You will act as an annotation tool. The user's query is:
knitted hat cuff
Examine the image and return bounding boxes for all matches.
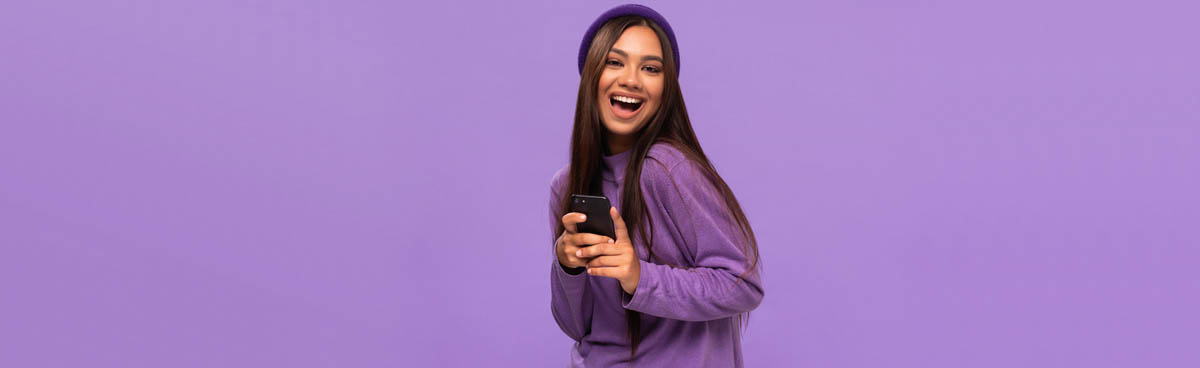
[578,4,680,75]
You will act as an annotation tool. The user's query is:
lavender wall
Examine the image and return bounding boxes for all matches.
[2,1,1197,366]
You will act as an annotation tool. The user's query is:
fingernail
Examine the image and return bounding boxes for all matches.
[580,215,587,221]
[575,249,582,257]
[609,239,615,243]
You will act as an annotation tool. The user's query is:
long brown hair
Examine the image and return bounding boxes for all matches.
[556,15,761,360]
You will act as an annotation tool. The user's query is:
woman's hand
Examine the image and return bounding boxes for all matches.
[557,212,615,270]
[578,207,640,295]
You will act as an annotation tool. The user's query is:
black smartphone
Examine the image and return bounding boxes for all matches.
[569,194,616,240]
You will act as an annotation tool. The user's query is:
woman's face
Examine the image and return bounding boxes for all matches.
[596,25,665,148]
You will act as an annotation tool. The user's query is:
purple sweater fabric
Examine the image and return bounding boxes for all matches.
[549,143,764,367]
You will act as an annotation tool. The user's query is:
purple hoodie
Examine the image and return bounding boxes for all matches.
[549,142,764,367]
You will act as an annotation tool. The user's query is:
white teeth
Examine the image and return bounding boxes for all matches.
[612,95,642,104]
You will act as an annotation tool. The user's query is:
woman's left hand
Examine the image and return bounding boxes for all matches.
[577,206,640,295]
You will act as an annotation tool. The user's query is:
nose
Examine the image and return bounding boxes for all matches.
[617,67,641,91]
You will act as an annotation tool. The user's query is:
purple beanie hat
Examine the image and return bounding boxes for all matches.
[578,4,680,75]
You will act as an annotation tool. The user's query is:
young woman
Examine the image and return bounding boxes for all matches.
[548,4,764,367]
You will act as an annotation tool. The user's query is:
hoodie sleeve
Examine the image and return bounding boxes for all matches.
[548,169,593,340]
[621,158,764,322]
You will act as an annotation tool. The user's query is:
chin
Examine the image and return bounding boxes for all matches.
[602,118,644,137]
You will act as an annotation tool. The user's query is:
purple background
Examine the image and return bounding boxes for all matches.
[2,1,1197,366]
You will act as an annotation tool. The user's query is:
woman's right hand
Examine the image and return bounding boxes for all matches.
[557,212,615,270]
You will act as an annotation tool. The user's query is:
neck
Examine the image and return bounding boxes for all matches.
[606,133,633,155]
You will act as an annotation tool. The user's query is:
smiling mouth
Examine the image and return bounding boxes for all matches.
[609,95,644,119]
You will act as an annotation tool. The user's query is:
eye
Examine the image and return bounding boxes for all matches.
[606,59,623,67]
[643,65,661,73]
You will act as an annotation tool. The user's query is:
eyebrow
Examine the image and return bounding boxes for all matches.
[610,48,664,63]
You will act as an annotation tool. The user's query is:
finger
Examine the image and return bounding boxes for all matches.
[576,242,602,258]
[566,254,589,268]
[563,245,591,267]
[586,255,622,268]
[566,244,593,262]
[587,266,617,278]
[577,242,622,258]
[561,212,587,233]
[570,233,613,247]
[610,206,630,242]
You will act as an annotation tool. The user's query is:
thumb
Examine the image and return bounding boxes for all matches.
[610,206,630,242]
